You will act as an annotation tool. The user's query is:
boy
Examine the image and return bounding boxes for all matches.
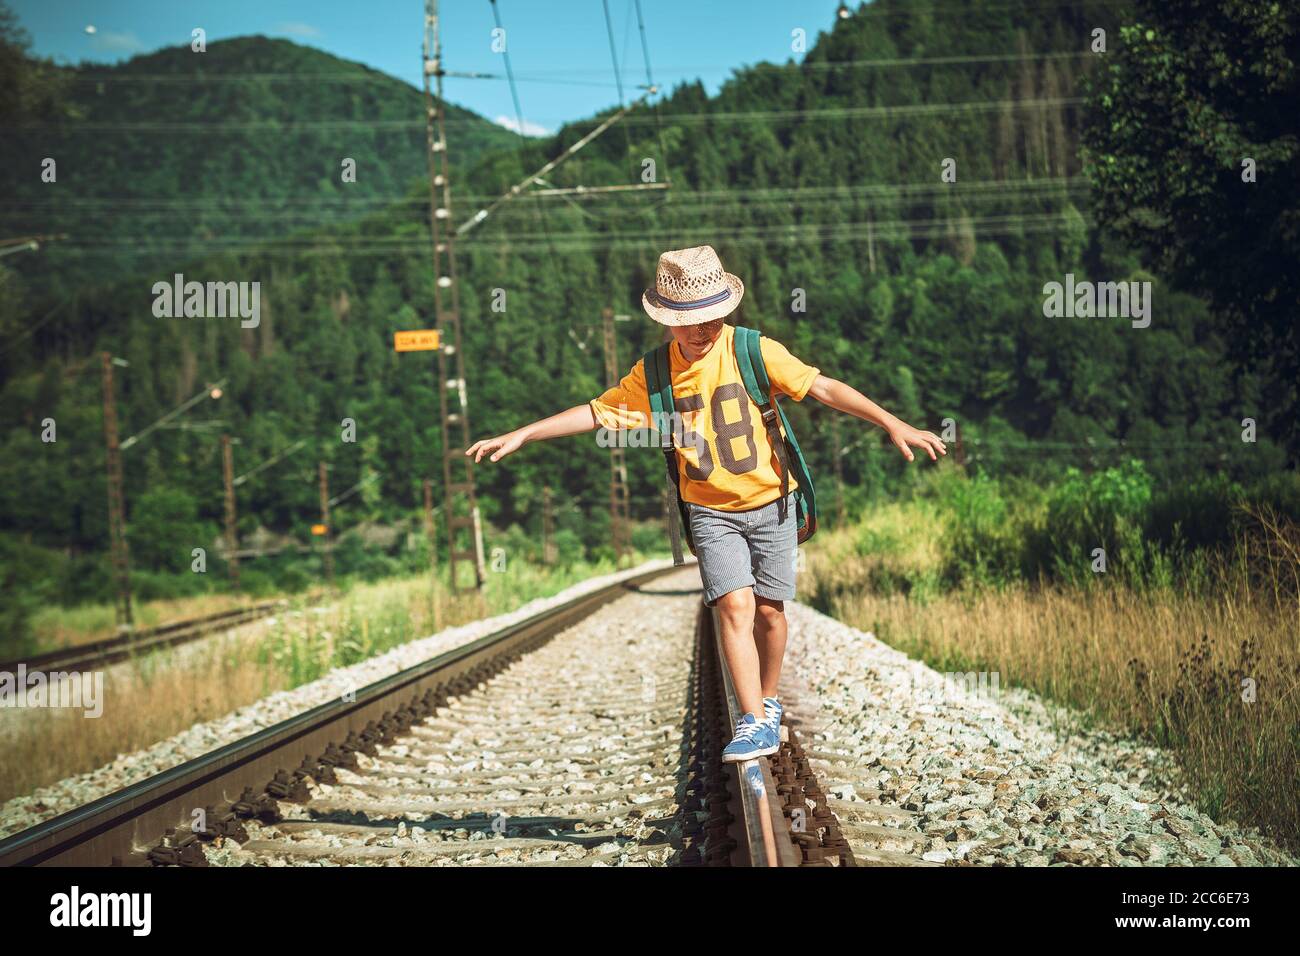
[466,245,945,761]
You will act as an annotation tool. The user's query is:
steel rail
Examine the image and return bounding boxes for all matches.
[702,604,800,867]
[0,599,291,675]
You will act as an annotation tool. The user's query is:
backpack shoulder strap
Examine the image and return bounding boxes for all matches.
[642,342,689,564]
[733,325,795,519]
[732,325,772,408]
[642,342,674,426]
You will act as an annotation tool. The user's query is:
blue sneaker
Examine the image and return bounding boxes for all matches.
[763,696,783,734]
[722,712,780,762]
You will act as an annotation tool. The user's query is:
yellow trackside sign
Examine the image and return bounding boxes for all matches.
[311,524,328,536]
[394,329,440,352]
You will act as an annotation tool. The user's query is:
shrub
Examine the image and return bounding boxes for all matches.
[128,488,217,573]
[630,521,666,554]
[938,472,1024,587]
[132,568,210,602]
[553,528,583,566]
[1146,473,1244,552]
[1032,459,1154,585]
[271,563,311,593]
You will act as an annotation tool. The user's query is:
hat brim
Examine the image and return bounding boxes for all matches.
[641,272,744,326]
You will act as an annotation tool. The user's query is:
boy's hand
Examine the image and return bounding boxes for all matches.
[887,422,947,462]
[466,429,526,463]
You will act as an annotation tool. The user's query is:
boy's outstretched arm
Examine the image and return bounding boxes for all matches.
[465,404,598,463]
[805,374,947,462]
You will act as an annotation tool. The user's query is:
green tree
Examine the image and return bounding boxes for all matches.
[1081,1,1300,457]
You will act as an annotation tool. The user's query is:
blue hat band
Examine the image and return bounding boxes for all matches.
[649,287,731,310]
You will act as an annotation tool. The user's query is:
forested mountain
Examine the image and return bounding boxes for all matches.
[0,34,519,294]
[1,0,1292,611]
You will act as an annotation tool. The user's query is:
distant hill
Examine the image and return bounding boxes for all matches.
[0,35,520,291]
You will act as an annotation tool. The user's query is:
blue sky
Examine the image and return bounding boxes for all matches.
[11,1,856,134]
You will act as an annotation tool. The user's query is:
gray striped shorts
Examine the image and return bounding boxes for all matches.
[687,491,799,606]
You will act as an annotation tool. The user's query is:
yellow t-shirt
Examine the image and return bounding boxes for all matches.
[589,324,820,511]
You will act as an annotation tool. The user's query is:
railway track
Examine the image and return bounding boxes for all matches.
[0,599,294,675]
[779,684,943,866]
[0,564,931,867]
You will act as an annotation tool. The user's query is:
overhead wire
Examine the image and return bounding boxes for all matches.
[1,175,1089,211]
[21,177,1090,252]
[68,70,628,90]
[504,48,1095,78]
[52,210,1092,258]
[601,0,627,108]
[568,0,651,230]
[6,96,1084,132]
[486,0,561,276]
[29,188,1087,241]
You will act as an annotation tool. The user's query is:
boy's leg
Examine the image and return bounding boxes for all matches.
[753,597,787,698]
[748,491,799,699]
[715,587,764,720]
[688,504,765,721]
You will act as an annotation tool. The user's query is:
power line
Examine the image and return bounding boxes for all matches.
[601,0,627,107]
[795,50,1092,72]
[485,0,563,265]
[25,187,1085,242]
[119,379,228,452]
[620,0,636,90]
[489,0,529,140]
[62,48,1093,86]
[832,0,1123,18]
[53,208,1088,247]
[632,0,671,193]
[0,298,66,355]
[454,89,659,236]
[618,96,1086,127]
[503,48,1093,80]
[49,210,1089,259]
[7,95,1084,132]
[328,471,381,508]
[5,177,1087,218]
[66,70,628,90]
[232,438,308,487]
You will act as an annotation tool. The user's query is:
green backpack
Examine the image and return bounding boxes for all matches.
[643,326,818,563]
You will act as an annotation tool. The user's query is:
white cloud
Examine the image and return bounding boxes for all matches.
[494,115,552,137]
[90,30,145,54]
[275,22,322,38]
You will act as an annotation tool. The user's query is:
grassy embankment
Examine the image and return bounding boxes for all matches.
[801,463,1300,851]
[1,551,658,804]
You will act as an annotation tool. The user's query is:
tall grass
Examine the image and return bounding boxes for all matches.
[28,592,279,653]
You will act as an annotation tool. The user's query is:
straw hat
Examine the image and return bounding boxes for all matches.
[641,245,745,326]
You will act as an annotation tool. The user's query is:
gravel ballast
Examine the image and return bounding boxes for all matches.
[781,603,1296,867]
